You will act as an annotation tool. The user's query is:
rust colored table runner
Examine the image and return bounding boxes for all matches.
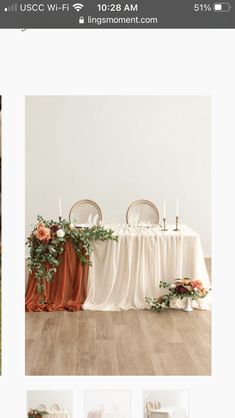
[25,240,89,312]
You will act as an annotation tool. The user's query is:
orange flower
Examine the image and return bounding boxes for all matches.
[34,226,51,242]
[201,287,208,296]
[191,280,203,289]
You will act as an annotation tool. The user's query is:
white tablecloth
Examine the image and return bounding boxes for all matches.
[87,412,126,418]
[83,225,211,311]
[46,413,70,418]
[151,406,186,418]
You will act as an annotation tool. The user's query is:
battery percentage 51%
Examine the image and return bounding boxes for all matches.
[194,3,212,11]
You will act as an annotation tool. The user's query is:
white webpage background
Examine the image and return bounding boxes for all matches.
[0,28,235,418]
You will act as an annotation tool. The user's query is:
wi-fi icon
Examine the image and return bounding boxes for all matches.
[73,3,84,12]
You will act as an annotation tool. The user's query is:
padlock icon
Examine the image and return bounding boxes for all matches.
[79,16,84,24]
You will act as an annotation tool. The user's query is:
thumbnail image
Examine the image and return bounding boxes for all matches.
[85,390,130,418]
[144,390,189,418]
[27,390,73,418]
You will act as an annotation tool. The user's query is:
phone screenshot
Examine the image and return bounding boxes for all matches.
[0,2,234,418]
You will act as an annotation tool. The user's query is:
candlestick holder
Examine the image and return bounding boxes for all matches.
[161,217,168,231]
[173,216,180,231]
[59,216,62,223]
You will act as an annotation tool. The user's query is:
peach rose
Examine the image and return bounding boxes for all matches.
[34,225,51,241]
[191,280,203,289]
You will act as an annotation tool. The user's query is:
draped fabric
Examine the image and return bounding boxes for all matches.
[87,413,126,418]
[83,225,211,311]
[151,407,187,418]
[87,412,102,418]
[46,414,70,418]
[25,240,89,312]
[26,225,210,312]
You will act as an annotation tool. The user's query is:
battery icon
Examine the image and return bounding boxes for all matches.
[213,2,231,11]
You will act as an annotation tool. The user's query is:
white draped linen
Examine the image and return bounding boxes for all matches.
[46,414,70,418]
[103,413,127,418]
[150,406,187,418]
[83,225,211,311]
[87,412,126,418]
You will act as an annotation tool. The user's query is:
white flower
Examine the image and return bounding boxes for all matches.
[56,228,65,238]
[69,223,75,230]
[169,284,176,288]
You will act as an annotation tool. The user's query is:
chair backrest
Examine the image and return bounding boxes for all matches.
[108,405,118,411]
[126,200,160,226]
[154,402,161,410]
[69,199,103,226]
[146,402,154,418]
[50,404,62,412]
[37,404,47,412]
[96,405,104,411]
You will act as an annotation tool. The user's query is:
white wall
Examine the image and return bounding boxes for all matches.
[85,390,130,415]
[143,390,189,417]
[27,390,73,416]
[26,96,211,255]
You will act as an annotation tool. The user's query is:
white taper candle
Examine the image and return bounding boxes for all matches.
[176,197,179,216]
[59,197,62,217]
[163,199,166,218]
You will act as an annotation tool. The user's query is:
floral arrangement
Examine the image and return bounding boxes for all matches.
[146,278,210,312]
[28,409,48,418]
[26,215,118,296]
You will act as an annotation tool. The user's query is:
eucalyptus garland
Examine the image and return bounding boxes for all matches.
[26,215,118,295]
[28,409,48,418]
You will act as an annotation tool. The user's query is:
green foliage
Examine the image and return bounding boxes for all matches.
[28,410,48,418]
[26,215,118,298]
[145,294,171,312]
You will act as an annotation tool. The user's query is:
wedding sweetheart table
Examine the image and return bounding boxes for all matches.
[25,224,210,312]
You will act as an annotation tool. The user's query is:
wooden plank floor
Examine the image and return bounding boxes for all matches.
[25,260,211,376]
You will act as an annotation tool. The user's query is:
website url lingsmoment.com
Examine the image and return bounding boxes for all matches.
[87,16,158,25]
